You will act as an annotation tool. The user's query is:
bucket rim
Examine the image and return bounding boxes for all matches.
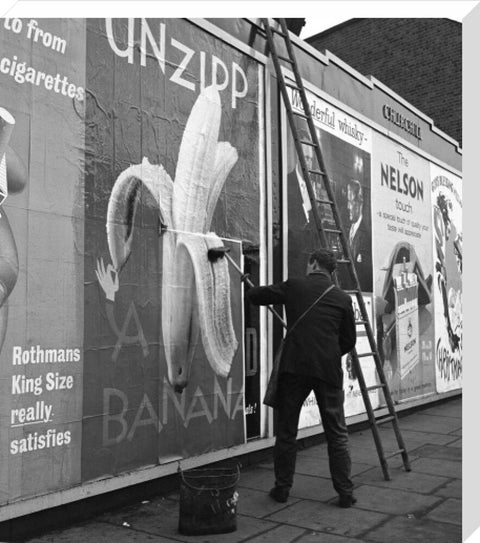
[179,465,240,491]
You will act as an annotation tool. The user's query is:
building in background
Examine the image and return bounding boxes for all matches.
[306,19,462,145]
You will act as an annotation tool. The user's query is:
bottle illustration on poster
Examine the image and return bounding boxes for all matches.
[376,242,433,382]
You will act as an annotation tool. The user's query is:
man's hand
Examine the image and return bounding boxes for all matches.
[95,258,119,302]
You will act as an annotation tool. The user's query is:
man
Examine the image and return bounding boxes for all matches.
[346,179,372,292]
[246,249,357,507]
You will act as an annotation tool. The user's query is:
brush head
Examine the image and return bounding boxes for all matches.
[207,246,230,263]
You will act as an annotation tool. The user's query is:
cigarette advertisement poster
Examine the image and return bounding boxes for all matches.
[283,84,379,428]
[82,19,262,480]
[0,19,86,503]
[430,165,462,393]
[371,132,435,402]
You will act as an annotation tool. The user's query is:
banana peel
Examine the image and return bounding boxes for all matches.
[106,86,239,391]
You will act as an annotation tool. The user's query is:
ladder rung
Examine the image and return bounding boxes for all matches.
[376,415,395,426]
[272,28,287,38]
[357,352,377,358]
[278,55,294,64]
[315,198,334,206]
[344,289,360,294]
[384,449,405,460]
[308,168,326,176]
[366,384,385,392]
[355,319,368,325]
[286,81,301,91]
[293,111,308,119]
[337,258,351,264]
[299,139,316,146]
[324,228,343,234]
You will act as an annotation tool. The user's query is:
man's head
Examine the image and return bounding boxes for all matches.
[297,128,314,171]
[303,143,314,171]
[307,248,337,275]
[347,180,363,223]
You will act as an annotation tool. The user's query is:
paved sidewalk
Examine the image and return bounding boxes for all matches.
[27,397,462,543]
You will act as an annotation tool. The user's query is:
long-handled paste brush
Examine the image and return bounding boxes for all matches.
[208,245,287,328]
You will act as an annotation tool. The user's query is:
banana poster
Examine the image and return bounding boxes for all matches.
[82,19,262,481]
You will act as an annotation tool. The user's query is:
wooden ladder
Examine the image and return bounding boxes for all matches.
[262,17,411,481]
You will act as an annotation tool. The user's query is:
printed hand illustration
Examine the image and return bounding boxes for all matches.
[105,86,239,391]
[95,258,119,302]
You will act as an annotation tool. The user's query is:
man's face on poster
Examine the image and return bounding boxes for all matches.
[302,144,314,171]
[347,183,362,223]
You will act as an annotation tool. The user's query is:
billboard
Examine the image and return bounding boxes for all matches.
[283,84,380,428]
[0,17,264,507]
[83,18,262,480]
[371,132,435,402]
[430,165,462,392]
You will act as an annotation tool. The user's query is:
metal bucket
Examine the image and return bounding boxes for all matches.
[178,465,240,535]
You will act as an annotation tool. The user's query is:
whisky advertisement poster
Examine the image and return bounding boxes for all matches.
[283,84,379,427]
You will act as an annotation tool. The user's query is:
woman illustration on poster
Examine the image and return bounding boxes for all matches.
[433,192,462,353]
[0,108,28,354]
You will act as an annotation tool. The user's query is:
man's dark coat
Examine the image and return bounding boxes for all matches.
[247,272,356,389]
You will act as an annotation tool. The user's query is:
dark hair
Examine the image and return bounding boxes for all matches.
[309,248,337,273]
[437,193,452,228]
[348,179,363,203]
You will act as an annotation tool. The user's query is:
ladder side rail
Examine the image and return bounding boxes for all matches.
[367,345,412,470]
[349,348,391,480]
[262,19,329,249]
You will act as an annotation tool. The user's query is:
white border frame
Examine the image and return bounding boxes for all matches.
[0,16,463,523]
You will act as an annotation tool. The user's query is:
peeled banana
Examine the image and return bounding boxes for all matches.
[106,86,239,391]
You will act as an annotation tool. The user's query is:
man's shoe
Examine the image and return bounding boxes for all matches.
[336,494,357,508]
[269,486,289,503]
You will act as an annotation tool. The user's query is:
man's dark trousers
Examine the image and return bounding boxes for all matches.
[274,372,354,497]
